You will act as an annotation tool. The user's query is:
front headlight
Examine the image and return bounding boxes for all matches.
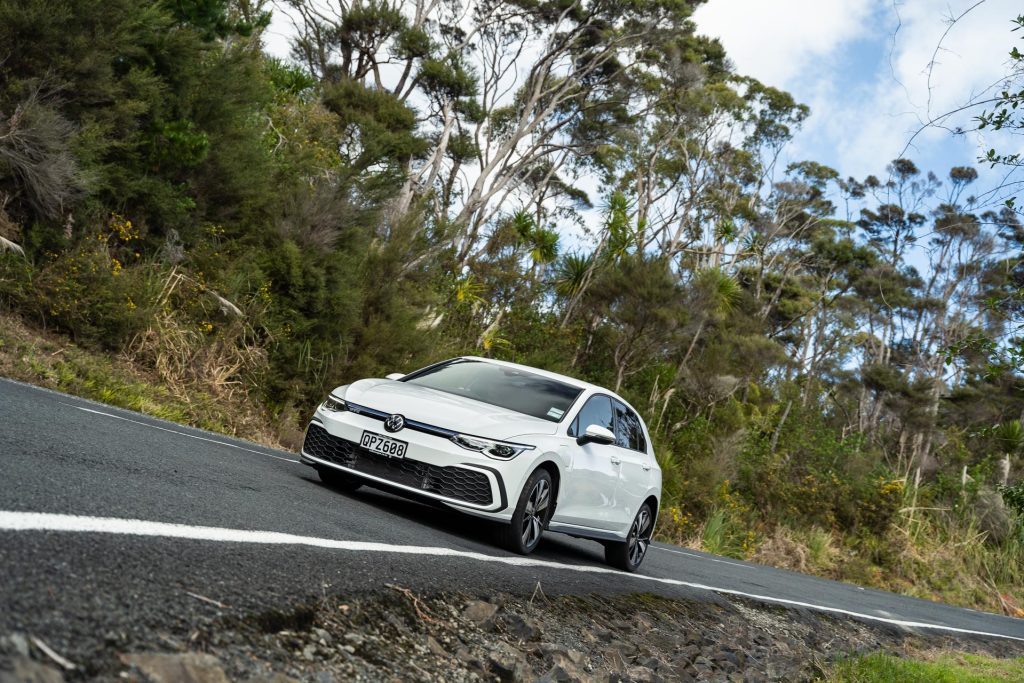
[321,396,348,412]
[450,434,534,460]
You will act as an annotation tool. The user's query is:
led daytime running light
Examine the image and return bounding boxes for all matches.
[450,433,533,460]
[322,396,347,412]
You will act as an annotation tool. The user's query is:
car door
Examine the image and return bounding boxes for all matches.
[611,400,653,529]
[552,395,622,530]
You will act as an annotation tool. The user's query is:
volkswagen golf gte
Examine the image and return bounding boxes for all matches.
[300,357,662,571]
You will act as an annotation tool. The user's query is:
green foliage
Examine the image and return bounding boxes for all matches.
[829,652,1024,683]
[699,509,736,557]
[552,253,593,299]
[166,0,270,39]
[994,419,1024,456]
[11,215,155,347]
[737,405,900,535]
[1004,482,1024,518]
[321,79,427,184]
[418,57,478,100]
[150,120,210,168]
[976,15,1024,173]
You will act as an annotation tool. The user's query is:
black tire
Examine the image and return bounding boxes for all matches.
[498,469,554,555]
[317,466,362,492]
[605,502,655,572]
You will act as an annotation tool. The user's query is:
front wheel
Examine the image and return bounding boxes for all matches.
[605,503,655,572]
[498,469,553,555]
[317,466,362,492]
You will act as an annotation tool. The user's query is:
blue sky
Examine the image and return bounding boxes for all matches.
[694,0,1022,206]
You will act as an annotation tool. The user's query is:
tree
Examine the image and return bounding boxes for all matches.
[582,253,687,392]
[975,14,1024,205]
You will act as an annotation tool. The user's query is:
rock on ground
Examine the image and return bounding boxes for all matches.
[2,590,1023,682]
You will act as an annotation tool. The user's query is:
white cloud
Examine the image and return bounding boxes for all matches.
[693,0,877,89]
[263,4,302,61]
[887,0,1017,119]
[696,0,1022,190]
[837,0,1020,181]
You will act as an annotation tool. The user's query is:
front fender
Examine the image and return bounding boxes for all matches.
[508,443,572,507]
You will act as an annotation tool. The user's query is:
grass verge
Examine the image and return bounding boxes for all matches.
[827,652,1024,682]
[0,313,283,448]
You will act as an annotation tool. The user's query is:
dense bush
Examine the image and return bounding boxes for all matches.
[1006,482,1024,518]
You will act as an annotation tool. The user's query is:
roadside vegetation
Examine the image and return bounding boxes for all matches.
[827,652,1024,683]
[0,312,282,445]
[1,0,1022,616]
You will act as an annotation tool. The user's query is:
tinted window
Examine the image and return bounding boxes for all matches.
[613,400,647,452]
[568,395,614,437]
[402,359,582,423]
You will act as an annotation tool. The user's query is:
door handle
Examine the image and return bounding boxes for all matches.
[642,463,652,471]
[610,455,621,465]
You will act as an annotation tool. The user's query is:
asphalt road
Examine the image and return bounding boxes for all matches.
[2,377,1022,663]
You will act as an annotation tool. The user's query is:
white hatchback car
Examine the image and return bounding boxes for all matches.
[300,357,662,571]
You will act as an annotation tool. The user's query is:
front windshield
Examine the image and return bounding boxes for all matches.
[402,359,582,423]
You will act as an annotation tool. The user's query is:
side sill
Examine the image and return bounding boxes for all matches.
[547,521,628,542]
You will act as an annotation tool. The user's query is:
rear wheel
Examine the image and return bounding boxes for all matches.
[605,502,654,572]
[498,469,553,555]
[317,466,362,492]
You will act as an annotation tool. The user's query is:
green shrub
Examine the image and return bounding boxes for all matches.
[830,652,1024,683]
[699,507,756,558]
[31,219,156,348]
[1003,482,1024,517]
[736,405,899,535]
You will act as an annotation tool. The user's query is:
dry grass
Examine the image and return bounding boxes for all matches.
[750,525,838,574]
[745,515,1024,617]
[126,269,269,402]
[128,312,267,401]
[0,312,284,448]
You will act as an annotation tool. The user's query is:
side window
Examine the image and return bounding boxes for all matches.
[613,401,647,452]
[568,395,614,438]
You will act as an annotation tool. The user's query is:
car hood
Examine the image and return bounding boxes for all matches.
[339,379,560,440]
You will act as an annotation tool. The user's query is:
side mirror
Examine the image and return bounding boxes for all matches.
[385,373,405,380]
[577,424,615,446]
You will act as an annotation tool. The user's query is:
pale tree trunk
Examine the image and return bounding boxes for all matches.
[769,400,793,454]
[476,309,505,350]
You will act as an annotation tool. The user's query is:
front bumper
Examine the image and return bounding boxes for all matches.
[300,415,509,512]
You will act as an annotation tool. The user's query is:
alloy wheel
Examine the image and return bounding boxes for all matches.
[521,478,550,548]
[627,506,653,566]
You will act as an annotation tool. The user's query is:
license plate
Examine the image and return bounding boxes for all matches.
[360,430,408,459]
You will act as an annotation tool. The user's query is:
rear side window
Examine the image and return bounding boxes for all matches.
[568,395,614,437]
[613,400,647,452]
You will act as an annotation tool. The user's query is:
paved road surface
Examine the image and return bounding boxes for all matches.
[1,377,1021,662]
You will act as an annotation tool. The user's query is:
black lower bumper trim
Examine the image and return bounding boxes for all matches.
[302,423,499,508]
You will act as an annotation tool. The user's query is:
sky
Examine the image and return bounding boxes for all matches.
[693,0,1021,199]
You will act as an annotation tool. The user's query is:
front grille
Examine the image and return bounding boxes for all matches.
[303,423,357,468]
[303,423,493,506]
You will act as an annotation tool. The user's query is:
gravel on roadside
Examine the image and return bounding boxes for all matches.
[3,587,1023,683]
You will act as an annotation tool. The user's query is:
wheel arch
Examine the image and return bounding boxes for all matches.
[643,493,660,528]
[532,459,561,517]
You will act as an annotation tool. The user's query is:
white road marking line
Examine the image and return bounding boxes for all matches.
[654,546,752,569]
[62,404,298,463]
[2,511,1021,642]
